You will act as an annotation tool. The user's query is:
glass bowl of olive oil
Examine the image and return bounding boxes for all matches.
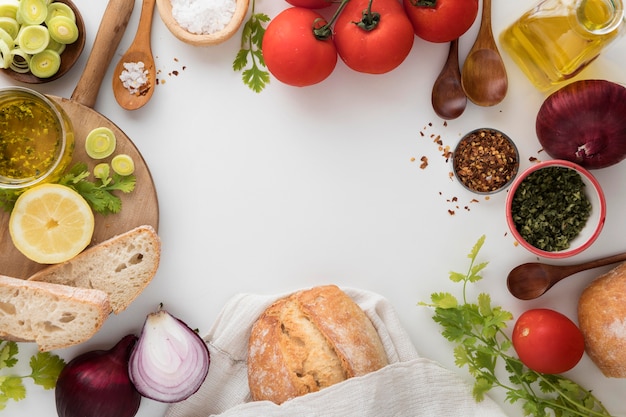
[0,87,74,193]
[505,160,606,259]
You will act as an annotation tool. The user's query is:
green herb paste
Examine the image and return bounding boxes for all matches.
[511,166,592,252]
[0,98,61,180]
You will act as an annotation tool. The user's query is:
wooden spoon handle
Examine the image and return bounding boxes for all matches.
[71,0,135,109]
[560,252,626,277]
[134,0,156,49]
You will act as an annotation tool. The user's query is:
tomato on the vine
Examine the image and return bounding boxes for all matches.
[334,0,414,74]
[285,0,333,9]
[262,7,337,87]
[512,308,585,374]
[402,0,478,43]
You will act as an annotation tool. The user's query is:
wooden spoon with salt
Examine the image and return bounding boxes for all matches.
[112,0,157,110]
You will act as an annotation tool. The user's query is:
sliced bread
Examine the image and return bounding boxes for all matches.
[29,225,161,314]
[0,275,110,351]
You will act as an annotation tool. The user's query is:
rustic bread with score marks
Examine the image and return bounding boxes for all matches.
[0,274,110,351]
[28,225,160,314]
[247,285,389,404]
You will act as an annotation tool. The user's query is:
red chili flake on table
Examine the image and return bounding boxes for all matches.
[453,128,519,193]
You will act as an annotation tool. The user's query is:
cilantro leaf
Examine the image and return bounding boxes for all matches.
[1,376,25,401]
[29,352,66,389]
[58,163,136,215]
[422,235,612,417]
[0,342,18,369]
[234,0,270,93]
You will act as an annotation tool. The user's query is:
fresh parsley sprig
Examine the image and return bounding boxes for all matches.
[0,341,65,410]
[421,235,611,417]
[233,0,270,92]
[58,162,136,216]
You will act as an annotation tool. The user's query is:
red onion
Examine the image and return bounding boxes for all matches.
[536,79,626,169]
[128,308,210,403]
[55,335,141,417]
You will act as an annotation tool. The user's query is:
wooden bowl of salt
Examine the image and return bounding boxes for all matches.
[156,0,249,46]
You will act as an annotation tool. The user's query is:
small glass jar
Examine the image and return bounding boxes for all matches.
[500,0,625,91]
[0,87,75,192]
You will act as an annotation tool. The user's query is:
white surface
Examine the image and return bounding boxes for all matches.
[3,0,626,416]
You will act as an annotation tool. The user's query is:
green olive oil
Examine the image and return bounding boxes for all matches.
[500,0,624,91]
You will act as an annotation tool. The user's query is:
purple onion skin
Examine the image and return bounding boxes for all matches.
[536,79,626,169]
[55,334,142,417]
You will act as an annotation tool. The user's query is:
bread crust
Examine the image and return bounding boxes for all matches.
[247,285,388,404]
[0,275,110,351]
[28,225,160,314]
[578,261,626,377]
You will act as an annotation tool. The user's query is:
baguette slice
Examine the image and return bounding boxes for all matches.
[29,225,160,314]
[0,275,110,351]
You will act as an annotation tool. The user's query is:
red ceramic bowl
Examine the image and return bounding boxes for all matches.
[505,160,606,259]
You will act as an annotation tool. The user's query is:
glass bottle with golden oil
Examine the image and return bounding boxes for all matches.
[500,0,624,91]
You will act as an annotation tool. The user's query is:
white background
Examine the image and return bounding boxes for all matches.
[3,0,626,416]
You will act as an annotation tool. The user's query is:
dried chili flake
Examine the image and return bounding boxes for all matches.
[453,128,519,193]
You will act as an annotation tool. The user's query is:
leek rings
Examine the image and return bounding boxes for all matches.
[45,1,73,23]
[0,16,18,38]
[9,47,30,72]
[29,48,59,77]
[0,39,11,69]
[111,154,135,176]
[47,15,77,44]
[17,24,49,54]
[17,0,47,25]
[0,1,19,19]
[85,127,117,160]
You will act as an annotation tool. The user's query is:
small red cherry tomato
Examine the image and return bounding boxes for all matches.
[262,7,337,87]
[402,0,478,43]
[334,0,414,74]
[512,308,585,374]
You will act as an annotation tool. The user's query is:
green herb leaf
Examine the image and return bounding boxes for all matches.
[423,235,612,417]
[0,342,64,408]
[234,0,270,93]
[58,163,136,215]
[29,352,66,389]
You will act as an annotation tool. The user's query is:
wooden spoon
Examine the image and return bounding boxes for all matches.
[461,0,508,106]
[507,252,626,300]
[112,0,157,110]
[432,39,467,120]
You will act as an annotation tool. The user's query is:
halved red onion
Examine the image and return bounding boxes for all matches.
[536,79,626,169]
[128,308,210,403]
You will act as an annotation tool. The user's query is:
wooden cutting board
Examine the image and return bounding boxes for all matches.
[0,0,159,279]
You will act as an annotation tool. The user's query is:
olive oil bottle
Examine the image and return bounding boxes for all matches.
[500,0,624,91]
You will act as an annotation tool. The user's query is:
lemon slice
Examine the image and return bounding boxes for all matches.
[9,183,95,264]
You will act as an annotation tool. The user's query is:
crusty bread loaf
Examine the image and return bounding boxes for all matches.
[578,261,626,377]
[247,285,388,404]
[28,225,160,314]
[0,274,110,351]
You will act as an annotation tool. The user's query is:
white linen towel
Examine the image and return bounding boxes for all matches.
[165,287,508,417]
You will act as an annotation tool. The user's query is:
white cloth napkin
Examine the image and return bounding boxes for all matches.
[165,287,508,417]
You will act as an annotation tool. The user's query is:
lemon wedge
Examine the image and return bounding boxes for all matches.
[9,183,94,264]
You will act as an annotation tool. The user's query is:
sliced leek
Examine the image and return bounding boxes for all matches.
[17,0,47,25]
[0,39,11,68]
[0,16,18,38]
[29,48,59,78]
[0,1,19,19]
[111,154,135,176]
[16,24,48,54]
[0,27,14,47]
[45,1,73,24]
[85,127,117,160]
[47,15,77,44]
[9,47,30,72]
[45,36,64,54]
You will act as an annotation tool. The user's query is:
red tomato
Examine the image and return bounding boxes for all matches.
[512,309,585,374]
[334,0,414,74]
[402,0,478,43]
[285,0,333,9]
[262,8,337,87]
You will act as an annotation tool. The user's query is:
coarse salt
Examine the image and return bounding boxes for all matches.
[171,0,236,35]
[119,61,149,95]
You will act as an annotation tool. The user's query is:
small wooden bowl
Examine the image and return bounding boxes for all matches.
[156,0,249,46]
[1,0,86,84]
